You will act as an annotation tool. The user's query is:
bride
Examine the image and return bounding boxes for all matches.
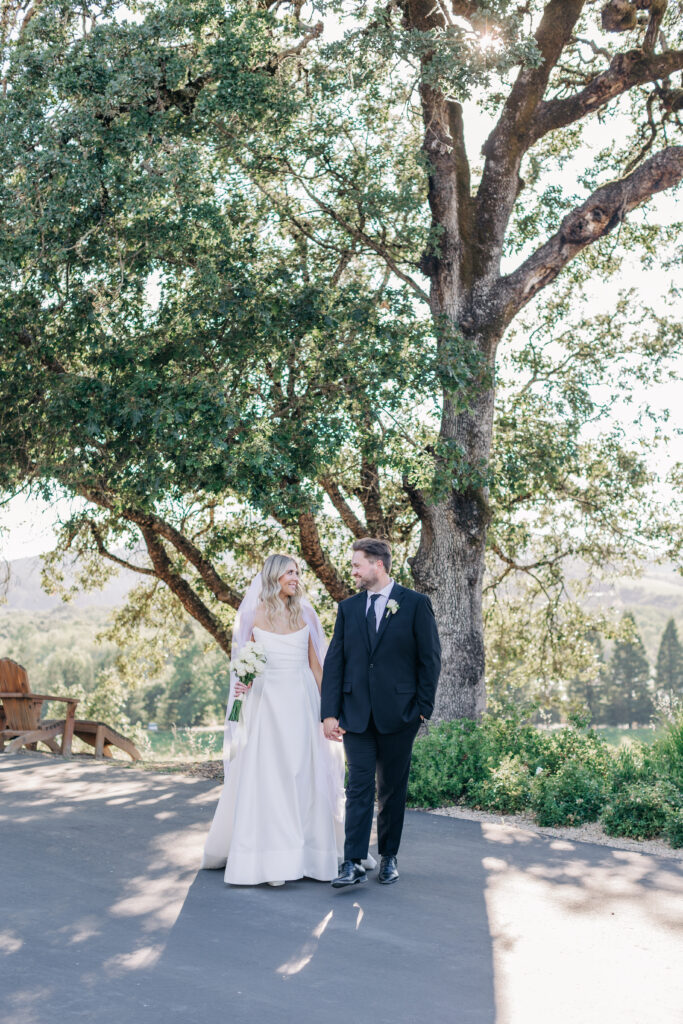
[200,554,346,886]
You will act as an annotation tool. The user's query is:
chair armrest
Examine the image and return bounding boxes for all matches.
[0,693,79,707]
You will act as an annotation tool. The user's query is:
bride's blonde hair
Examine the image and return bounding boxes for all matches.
[260,554,304,631]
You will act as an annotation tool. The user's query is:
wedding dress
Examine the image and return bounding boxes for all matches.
[201,624,345,884]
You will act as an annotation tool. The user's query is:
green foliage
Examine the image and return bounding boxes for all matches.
[600,782,671,841]
[408,707,682,846]
[663,808,683,848]
[531,762,606,827]
[156,640,230,728]
[0,606,230,735]
[472,753,532,814]
[655,619,683,704]
[565,632,610,726]
[606,613,654,727]
[1,0,682,723]
[406,719,481,808]
[652,708,683,790]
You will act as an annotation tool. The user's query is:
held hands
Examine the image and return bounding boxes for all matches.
[323,717,345,742]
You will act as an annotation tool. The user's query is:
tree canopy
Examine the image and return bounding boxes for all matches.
[1,0,682,718]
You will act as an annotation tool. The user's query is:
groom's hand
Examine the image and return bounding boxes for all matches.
[323,717,345,742]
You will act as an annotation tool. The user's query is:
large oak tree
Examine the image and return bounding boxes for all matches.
[1,0,681,719]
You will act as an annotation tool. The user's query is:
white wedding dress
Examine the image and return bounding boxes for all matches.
[201,624,345,884]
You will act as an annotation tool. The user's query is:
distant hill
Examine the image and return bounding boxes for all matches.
[586,563,683,661]
[1,553,681,663]
[0,554,136,611]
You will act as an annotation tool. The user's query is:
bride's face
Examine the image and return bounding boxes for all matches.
[278,561,300,599]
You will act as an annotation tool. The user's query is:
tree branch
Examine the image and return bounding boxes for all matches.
[77,485,242,609]
[87,523,156,577]
[402,475,430,524]
[256,20,323,73]
[355,458,389,538]
[418,86,475,291]
[295,512,354,602]
[139,527,233,655]
[499,145,683,325]
[318,476,368,538]
[476,0,586,275]
[531,47,683,142]
[288,166,430,303]
[140,514,242,609]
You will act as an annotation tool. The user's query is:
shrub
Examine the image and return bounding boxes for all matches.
[407,719,482,808]
[530,760,606,827]
[663,806,683,848]
[651,711,683,790]
[609,741,650,789]
[536,727,612,778]
[470,753,531,814]
[408,713,681,850]
[600,782,670,840]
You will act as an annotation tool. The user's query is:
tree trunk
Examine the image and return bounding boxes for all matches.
[411,492,488,720]
[411,381,495,721]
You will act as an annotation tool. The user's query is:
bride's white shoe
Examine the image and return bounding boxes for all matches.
[361,854,377,871]
[267,880,285,886]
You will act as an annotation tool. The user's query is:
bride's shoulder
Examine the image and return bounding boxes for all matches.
[252,607,269,630]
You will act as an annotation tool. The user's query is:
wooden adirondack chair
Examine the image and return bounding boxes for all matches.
[0,658,142,761]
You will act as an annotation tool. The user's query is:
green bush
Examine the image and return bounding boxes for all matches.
[538,728,612,778]
[470,753,531,814]
[609,742,650,789]
[407,712,681,848]
[407,719,482,808]
[600,782,670,840]
[651,712,683,790]
[663,806,683,848]
[407,711,610,812]
[530,760,606,827]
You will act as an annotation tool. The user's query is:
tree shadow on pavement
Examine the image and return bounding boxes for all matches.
[145,811,496,1024]
[13,757,682,1024]
[0,756,496,1024]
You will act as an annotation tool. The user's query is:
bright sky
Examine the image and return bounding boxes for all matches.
[1,8,680,563]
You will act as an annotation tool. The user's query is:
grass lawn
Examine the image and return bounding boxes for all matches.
[596,726,664,746]
[145,727,224,761]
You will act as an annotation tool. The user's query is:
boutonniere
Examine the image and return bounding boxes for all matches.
[385,599,400,619]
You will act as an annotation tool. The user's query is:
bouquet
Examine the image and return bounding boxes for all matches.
[227,641,267,722]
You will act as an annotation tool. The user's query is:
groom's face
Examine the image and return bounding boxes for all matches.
[351,551,383,590]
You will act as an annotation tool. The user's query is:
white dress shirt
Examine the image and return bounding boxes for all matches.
[365,579,395,631]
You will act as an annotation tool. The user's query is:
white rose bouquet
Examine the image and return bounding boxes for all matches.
[228,641,267,722]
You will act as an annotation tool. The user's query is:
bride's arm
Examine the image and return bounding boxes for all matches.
[308,635,323,692]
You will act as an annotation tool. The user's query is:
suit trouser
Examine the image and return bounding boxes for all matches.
[342,714,421,861]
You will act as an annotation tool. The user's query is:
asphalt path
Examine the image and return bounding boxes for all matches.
[1,754,682,1024]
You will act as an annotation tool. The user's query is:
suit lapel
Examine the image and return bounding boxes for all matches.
[371,583,403,654]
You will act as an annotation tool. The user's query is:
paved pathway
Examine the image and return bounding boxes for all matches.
[1,754,682,1024]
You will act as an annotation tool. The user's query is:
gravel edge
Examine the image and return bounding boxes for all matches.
[427,804,683,860]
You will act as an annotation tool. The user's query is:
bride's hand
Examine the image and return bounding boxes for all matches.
[234,681,252,696]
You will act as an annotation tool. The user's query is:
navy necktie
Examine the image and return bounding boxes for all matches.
[366,593,380,646]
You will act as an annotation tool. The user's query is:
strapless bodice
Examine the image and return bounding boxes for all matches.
[252,624,310,670]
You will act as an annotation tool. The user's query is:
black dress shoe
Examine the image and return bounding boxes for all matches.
[331,860,367,888]
[378,855,399,885]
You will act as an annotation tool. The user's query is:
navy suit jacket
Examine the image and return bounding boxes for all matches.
[320,583,441,734]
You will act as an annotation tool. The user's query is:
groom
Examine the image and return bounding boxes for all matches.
[321,538,441,887]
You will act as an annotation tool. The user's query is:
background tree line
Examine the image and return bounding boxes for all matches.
[2,602,680,730]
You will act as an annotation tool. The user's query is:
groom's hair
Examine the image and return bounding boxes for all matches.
[352,538,392,573]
